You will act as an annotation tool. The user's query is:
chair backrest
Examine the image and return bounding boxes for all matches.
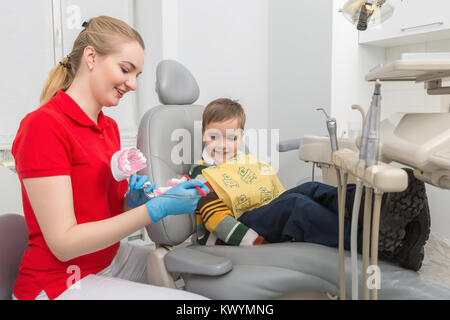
[137,60,203,246]
[0,214,28,300]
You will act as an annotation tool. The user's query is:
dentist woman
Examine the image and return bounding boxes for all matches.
[11,16,209,300]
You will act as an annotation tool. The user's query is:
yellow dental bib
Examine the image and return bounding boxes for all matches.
[201,154,285,219]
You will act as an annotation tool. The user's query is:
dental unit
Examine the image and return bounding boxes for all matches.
[299,53,450,300]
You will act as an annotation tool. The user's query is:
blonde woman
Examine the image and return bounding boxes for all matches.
[11,16,209,300]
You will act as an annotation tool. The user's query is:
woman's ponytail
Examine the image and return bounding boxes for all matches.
[39,55,75,106]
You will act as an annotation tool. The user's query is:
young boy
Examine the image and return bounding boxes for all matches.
[189,98,430,271]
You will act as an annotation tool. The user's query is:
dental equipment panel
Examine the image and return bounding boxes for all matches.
[366,53,450,190]
[330,53,450,300]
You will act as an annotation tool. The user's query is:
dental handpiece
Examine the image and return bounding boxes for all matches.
[365,80,381,167]
[359,81,381,164]
[317,108,339,152]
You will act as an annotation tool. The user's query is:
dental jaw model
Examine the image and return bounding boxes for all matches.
[149,176,188,198]
[111,148,148,182]
[110,148,190,198]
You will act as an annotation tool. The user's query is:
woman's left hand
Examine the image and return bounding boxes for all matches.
[125,174,156,208]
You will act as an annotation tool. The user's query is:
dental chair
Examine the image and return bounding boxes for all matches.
[0,214,28,300]
[137,59,450,299]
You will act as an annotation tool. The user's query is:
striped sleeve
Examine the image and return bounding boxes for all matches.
[197,192,232,233]
[196,191,263,246]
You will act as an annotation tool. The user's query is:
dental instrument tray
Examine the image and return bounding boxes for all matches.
[364,53,450,189]
[365,52,450,84]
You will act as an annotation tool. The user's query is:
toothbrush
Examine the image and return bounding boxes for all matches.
[111,148,148,184]
[183,175,208,197]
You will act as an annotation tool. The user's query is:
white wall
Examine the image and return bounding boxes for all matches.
[175,0,269,134]
[0,2,55,215]
[0,1,55,148]
[268,0,333,188]
[134,0,164,122]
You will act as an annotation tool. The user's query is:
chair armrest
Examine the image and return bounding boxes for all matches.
[165,246,232,276]
[277,138,301,152]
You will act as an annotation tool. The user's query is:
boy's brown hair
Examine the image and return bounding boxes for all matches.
[202,98,246,131]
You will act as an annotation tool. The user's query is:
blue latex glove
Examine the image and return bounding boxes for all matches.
[125,174,156,208]
[146,180,210,223]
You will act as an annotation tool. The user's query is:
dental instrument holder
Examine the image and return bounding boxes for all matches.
[332,80,409,300]
[365,82,382,302]
[317,108,339,153]
[317,108,348,300]
[349,80,382,300]
[356,80,382,300]
[365,82,381,168]
[359,54,450,299]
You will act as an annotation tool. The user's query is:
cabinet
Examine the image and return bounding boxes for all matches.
[359,0,450,47]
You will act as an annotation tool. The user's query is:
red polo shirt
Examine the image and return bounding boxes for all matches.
[11,90,128,300]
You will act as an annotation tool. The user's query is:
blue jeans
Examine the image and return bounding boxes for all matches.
[238,182,362,250]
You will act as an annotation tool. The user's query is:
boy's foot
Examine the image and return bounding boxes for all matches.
[394,199,431,271]
[377,168,428,261]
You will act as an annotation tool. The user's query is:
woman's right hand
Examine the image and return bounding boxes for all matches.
[145,180,210,223]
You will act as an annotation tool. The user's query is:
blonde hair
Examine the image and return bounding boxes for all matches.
[39,16,145,106]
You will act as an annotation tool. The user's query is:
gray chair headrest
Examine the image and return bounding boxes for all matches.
[156,60,200,105]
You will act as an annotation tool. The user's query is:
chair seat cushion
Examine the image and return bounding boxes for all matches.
[182,242,450,300]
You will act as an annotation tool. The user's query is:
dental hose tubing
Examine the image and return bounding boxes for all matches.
[350,179,363,299]
[350,80,381,300]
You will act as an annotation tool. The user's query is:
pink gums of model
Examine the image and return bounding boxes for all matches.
[111,148,147,182]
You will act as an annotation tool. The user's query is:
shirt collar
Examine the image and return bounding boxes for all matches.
[53,90,108,131]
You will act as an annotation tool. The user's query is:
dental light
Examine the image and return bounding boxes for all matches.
[340,0,395,31]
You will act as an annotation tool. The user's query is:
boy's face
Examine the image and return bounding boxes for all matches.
[202,118,243,165]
